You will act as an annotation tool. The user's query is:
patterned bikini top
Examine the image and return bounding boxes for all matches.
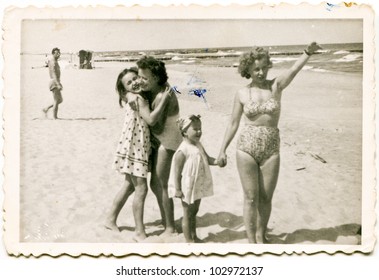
[243,86,280,119]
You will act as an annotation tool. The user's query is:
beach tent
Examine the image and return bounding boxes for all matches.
[78,50,93,69]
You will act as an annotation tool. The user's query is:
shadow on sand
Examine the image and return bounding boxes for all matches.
[268,223,361,244]
[135,211,361,244]
[178,211,361,244]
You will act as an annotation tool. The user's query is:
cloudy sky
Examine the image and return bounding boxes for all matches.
[22,19,362,53]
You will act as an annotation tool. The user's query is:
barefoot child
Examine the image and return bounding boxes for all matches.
[104,67,170,241]
[168,115,218,243]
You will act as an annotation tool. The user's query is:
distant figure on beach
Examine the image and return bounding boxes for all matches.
[128,56,183,236]
[168,115,218,243]
[42,47,63,120]
[104,67,171,241]
[217,42,322,243]
[44,54,49,67]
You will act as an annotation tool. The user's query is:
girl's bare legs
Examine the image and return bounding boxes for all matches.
[154,146,176,235]
[256,155,280,243]
[181,201,193,242]
[104,175,135,231]
[236,150,260,243]
[131,176,148,241]
[190,200,201,242]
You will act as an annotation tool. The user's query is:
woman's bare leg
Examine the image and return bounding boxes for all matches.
[256,154,280,243]
[236,150,260,243]
[149,148,165,226]
[155,146,175,235]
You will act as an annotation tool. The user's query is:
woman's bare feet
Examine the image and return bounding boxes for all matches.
[159,227,176,238]
[104,220,120,232]
[133,232,147,242]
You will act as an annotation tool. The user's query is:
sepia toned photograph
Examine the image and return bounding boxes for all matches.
[2,4,375,256]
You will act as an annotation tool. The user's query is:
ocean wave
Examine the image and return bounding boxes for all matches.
[165,52,179,56]
[216,50,228,55]
[335,54,362,63]
[302,66,314,71]
[271,57,298,63]
[311,68,331,73]
[333,50,350,55]
[171,56,184,61]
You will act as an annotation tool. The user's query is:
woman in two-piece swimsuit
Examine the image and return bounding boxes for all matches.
[217,42,322,243]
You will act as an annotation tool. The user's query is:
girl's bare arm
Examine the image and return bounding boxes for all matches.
[172,151,186,198]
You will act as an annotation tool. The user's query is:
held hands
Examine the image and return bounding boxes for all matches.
[217,152,227,168]
[174,189,184,199]
[305,42,322,56]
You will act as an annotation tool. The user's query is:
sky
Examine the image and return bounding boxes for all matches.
[21,19,363,53]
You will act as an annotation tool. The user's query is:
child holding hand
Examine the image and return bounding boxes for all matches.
[168,115,218,243]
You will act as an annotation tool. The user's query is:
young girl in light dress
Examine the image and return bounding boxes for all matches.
[168,115,218,243]
[105,67,170,241]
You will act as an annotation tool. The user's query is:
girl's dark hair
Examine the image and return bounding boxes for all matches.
[136,56,168,86]
[238,47,272,79]
[115,67,138,107]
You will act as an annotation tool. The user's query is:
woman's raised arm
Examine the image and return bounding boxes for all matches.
[138,86,172,126]
[276,42,321,91]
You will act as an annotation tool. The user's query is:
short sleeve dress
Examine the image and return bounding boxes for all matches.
[112,104,151,178]
[168,141,213,204]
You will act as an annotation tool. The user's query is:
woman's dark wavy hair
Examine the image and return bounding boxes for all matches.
[238,47,272,79]
[115,67,138,107]
[136,56,168,86]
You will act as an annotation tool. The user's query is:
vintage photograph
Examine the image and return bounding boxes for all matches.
[2,4,375,256]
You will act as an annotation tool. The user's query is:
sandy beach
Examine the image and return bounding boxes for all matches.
[18,55,362,245]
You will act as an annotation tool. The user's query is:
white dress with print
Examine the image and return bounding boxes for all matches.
[112,104,151,178]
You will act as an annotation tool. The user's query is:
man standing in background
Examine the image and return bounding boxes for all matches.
[43,47,63,119]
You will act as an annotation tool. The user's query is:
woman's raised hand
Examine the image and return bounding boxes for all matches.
[161,83,173,101]
[305,42,322,55]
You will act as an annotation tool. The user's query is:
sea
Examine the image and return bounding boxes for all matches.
[93,43,363,74]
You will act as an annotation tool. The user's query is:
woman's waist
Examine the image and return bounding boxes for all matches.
[242,118,279,129]
[243,113,278,125]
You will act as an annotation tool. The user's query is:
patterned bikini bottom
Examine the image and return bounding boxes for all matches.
[237,125,280,165]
